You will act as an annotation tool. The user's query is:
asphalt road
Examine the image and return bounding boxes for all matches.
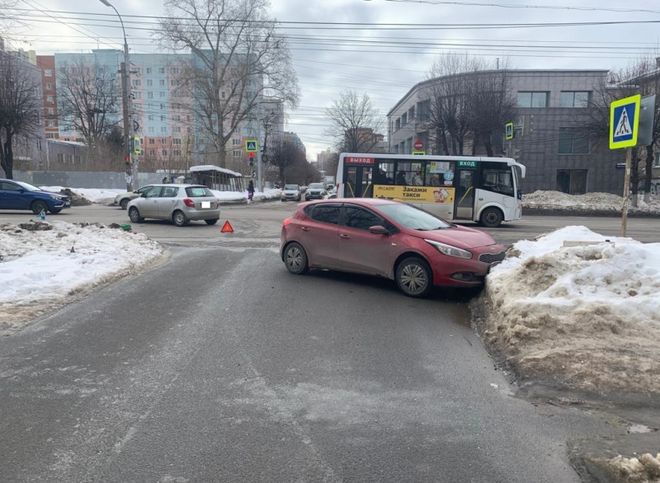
[0,203,646,482]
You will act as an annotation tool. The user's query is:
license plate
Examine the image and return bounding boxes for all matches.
[201,201,211,209]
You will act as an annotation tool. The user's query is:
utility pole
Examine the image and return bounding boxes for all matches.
[100,0,133,191]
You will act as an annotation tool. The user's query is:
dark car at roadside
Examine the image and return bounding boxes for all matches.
[280,198,506,297]
[0,179,70,214]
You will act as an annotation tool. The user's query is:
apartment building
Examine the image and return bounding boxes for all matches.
[36,55,58,139]
[388,70,626,194]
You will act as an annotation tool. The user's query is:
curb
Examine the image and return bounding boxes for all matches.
[523,207,660,218]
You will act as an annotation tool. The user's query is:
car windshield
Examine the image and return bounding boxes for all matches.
[310,183,324,189]
[15,181,41,191]
[377,203,451,231]
[185,186,213,197]
[284,184,298,190]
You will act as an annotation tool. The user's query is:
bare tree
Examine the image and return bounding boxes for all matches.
[0,51,41,179]
[159,0,299,167]
[57,58,120,152]
[424,54,479,155]
[326,90,383,152]
[270,137,305,183]
[468,68,516,156]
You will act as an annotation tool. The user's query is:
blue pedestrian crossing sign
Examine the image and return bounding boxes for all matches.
[610,94,641,149]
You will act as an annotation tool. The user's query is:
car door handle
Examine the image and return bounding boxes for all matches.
[339,233,350,239]
[301,226,310,232]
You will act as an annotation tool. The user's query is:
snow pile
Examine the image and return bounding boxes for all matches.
[523,190,660,215]
[211,188,281,203]
[477,226,660,395]
[591,453,660,482]
[40,186,125,204]
[0,221,164,334]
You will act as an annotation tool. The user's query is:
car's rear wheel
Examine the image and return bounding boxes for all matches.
[119,198,129,210]
[128,206,143,223]
[172,210,187,227]
[205,218,218,225]
[396,257,432,297]
[479,207,504,228]
[284,242,308,275]
[31,200,48,215]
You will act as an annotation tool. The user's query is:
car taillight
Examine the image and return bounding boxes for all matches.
[183,198,195,207]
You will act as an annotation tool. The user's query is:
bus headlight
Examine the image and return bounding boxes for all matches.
[425,239,472,259]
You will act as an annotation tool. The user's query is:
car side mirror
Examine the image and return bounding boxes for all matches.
[369,225,389,235]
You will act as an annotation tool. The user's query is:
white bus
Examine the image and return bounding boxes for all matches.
[336,153,526,227]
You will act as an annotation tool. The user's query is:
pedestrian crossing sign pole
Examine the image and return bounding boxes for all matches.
[609,94,641,237]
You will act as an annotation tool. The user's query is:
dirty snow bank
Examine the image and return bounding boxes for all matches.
[476,226,660,395]
[590,453,660,482]
[40,186,125,204]
[0,221,164,334]
[211,188,281,203]
[524,190,660,215]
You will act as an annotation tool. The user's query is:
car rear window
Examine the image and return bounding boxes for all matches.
[311,204,340,224]
[185,186,213,197]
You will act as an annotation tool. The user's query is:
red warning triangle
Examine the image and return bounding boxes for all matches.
[220,220,234,233]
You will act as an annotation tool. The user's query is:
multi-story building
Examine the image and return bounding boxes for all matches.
[388,70,626,194]
[52,50,266,173]
[36,55,58,139]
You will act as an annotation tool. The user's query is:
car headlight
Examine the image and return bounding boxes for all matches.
[425,239,472,259]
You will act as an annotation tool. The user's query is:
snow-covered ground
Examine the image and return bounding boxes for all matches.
[477,226,660,395]
[0,221,164,335]
[523,190,660,215]
[211,188,282,203]
[40,186,125,204]
[590,453,660,482]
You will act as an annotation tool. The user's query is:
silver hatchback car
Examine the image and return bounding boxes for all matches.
[127,184,221,227]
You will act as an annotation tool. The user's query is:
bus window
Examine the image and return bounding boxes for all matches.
[481,162,514,196]
[374,161,395,185]
[394,161,423,186]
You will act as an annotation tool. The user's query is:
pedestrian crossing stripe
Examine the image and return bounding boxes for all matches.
[609,94,641,150]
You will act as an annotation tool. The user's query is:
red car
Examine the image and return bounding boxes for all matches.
[280,199,506,297]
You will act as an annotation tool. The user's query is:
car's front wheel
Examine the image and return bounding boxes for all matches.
[31,200,48,215]
[284,242,308,275]
[396,257,432,297]
[119,198,129,210]
[128,207,144,223]
[172,210,187,227]
[205,218,218,225]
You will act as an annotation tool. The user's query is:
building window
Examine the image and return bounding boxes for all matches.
[173,138,181,145]
[47,95,54,103]
[132,79,141,87]
[160,103,165,110]
[159,79,165,86]
[46,83,52,90]
[147,79,153,86]
[395,118,401,130]
[232,138,240,145]
[174,114,181,121]
[558,128,589,154]
[162,149,167,156]
[408,106,415,120]
[560,91,591,108]
[134,92,141,99]
[401,112,408,125]
[148,127,154,133]
[160,115,166,121]
[148,114,154,121]
[159,67,165,74]
[161,127,167,133]
[233,150,241,157]
[148,91,153,99]
[556,169,587,195]
[47,107,54,115]
[159,91,165,98]
[57,153,64,162]
[149,149,155,156]
[174,150,181,156]
[221,91,225,99]
[654,153,660,168]
[173,126,181,133]
[146,67,152,74]
[517,91,549,108]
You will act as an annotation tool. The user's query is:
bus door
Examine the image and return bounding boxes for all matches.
[454,168,476,220]
[344,163,374,197]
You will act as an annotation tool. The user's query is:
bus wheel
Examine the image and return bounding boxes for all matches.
[479,207,503,228]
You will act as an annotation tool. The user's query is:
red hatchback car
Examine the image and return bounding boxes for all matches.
[280,199,507,297]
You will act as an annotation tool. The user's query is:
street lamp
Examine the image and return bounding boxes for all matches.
[99,0,133,190]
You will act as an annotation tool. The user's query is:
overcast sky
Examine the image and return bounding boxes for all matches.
[9,0,660,158]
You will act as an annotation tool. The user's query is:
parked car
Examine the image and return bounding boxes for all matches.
[281,184,302,202]
[305,182,327,200]
[127,184,220,227]
[0,179,70,214]
[114,185,156,210]
[280,199,506,297]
